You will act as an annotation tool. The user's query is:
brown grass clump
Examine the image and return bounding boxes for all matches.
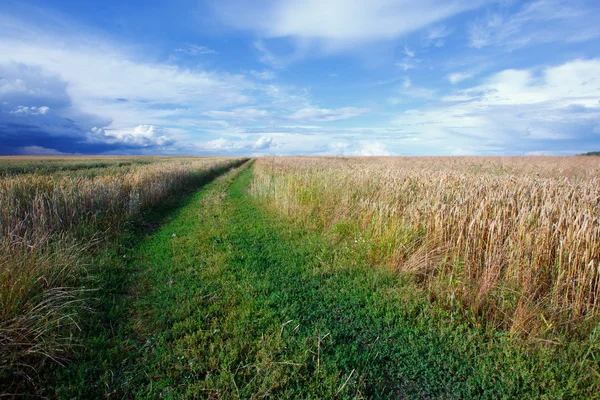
[250,156,600,338]
[0,156,245,385]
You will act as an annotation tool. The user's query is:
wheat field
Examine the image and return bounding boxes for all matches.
[250,156,600,338]
[0,157,245,380]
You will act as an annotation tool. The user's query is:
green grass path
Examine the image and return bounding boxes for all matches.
[54,163,595,398]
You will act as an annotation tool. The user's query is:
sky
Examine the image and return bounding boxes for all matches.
[1,0,599,156]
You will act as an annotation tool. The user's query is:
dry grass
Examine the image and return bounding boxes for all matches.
[0,156,244,383]
[250,156,600,338]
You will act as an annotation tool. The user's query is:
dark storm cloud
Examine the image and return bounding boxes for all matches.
[0,63,175,155]
[0,122,148,155]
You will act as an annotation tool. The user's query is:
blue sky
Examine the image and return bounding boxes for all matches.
[1,0,599,156]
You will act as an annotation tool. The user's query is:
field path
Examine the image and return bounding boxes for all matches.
[53,162,587,399]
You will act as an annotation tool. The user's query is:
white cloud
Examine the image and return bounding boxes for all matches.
[258,83,311,110]
[469,0,600,49]
[203,107,271,122]
[327,141,351,155]
[200,138,240,150]
[253,40,285,69]
[209,126,420,156]
[357,142,391,156]
[389,78,438,102]
[10,105,50,115]
[191,135,274,152]
[474,60,600,106]
[395,57,421,71]
[175,43,217,55]
[102,125,176,147]
[253,136,274,149]
[423,25,452,46]
[250,70,276,80]
[392,59,600,152]
[403,46,415,58]
[215,0,482,51]
[447,71,475,84]
[469,13,503,48]
[287,106,369,122]
[1,46,249,115]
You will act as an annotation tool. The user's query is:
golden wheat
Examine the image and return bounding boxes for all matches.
[250,156,600,337]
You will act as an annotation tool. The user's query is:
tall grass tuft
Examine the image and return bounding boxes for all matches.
[0,157,246,387]
[250,156,600,338]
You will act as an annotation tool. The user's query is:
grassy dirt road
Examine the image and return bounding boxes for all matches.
[52,162,595,399]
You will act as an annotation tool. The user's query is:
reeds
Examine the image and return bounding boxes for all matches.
[250,156,600,338]
[0,157,245,384]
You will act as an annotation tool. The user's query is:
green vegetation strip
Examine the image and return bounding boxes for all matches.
[54,164,597,398]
